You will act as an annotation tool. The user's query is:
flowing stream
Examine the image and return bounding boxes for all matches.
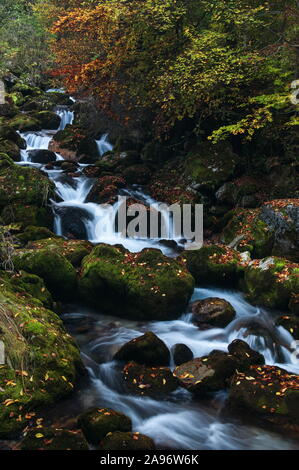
[15,97,299,450]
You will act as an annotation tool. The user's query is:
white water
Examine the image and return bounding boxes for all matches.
[96,133,113,157]
[15,95,299,450]
[56,107,74,130]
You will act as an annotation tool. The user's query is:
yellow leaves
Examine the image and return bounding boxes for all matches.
[3,399,19,407]
[35,433,44,439]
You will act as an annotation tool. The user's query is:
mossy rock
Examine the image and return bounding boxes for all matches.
[227,340,265,370]
[172,344,194,366]
[17,226,56,246]
[0,277,82,438]
[114,332,170,366]
[31,111,61,130]
[25,238,93,267]
[123,362,179,397]
[0,161,55,210]
[123,164,152,185]
[0,125,26,149]
[228,365,299,426]
[0,139,21,161]
[79,244,195,320]
[183,245,246,286]
[100,431,156,450]
[20,428,89,450]
[173,351,238,396]
[1,204,53,230]
[0,100,19,118]
[222,208,274,258]
[11,83,41,97]
[78,408,132,445]
[12,248,77,300]
[1,270,53,309]
[9,114,42,132]
[185,142,240,191]
[243,257,299,310]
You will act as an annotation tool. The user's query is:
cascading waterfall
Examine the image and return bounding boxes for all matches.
[15,93,299,450]
[56,107,74,130]
[95,133,113,157]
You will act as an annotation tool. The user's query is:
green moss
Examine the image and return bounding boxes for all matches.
[184,245,246,286]
[31,111,61,130]
[244,257,299,309]
[17,226,56,245]
[0,276,82,439]
[79,244,195,320]
[222,209,274,258]
[0,139,21,161]
[1,204,53,230]
[1,270,53,309]
[25,238,93,267]
[9,114,42,132]
[12,248,77,300]
[0,162,55,210]
[78,408,132,445]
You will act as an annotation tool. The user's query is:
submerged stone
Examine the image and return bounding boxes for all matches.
[192,297,236,328]
[123,362,179,397]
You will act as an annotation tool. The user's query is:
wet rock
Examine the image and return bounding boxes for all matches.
[0,125,26,148]
[215,182,237,206]
[228,365,299,426]
[173,351,238,395]
[100,431,156,450]
[244,257,299,310]
[86,175,126,204]
[28,149,57,164]
[123,362,179,397]
[276,316,299,339]
[228,339,265,370]
[83,165,102,178]
[5,270,53,309]
[79,244,195,320]
[114,331,170,366]
[20,428,88,450]
[172,344,194,366]
[61,161,79,172]
[240,194,260,208]
[192,298,236,328]
[183,245,246,286]
[54,205,92,240]
[78,408,132,445]
[13,248,77,301]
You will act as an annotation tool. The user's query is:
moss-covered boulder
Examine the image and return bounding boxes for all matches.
[228,365,299,426]
[53,125,99,162]
[9,114,42,132]
[173,351,238,396]
[184,142,240,193]
[114,332,170,366]
[25,238,93,267]
[16,226,56,246]
[0,139,21,161]
[0,158,55,210]
[100,431,156,450]
[123,362,179,397]
[11,83,41,97]
[243,257,299,310]
[183,245,246,286]
[1,204,53,230]
[86,175,126,204]
[79,245,195,320]
[0,125,26,149]
[192,298,236,328]
[20,428,89,450]
[172,344,194,366]
[12,248,77,300]
[31,111,61,130]
[0,276,82,438]
[228,340,265,370]
[78,408,132,445]
[28,149,57,164]
[222,209,275,258]
[1,270,53,309]
[123,164,152,185]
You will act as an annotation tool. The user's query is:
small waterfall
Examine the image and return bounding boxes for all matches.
[95,133,113,157]
[22,132,52,150]
[56,107,74,130]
